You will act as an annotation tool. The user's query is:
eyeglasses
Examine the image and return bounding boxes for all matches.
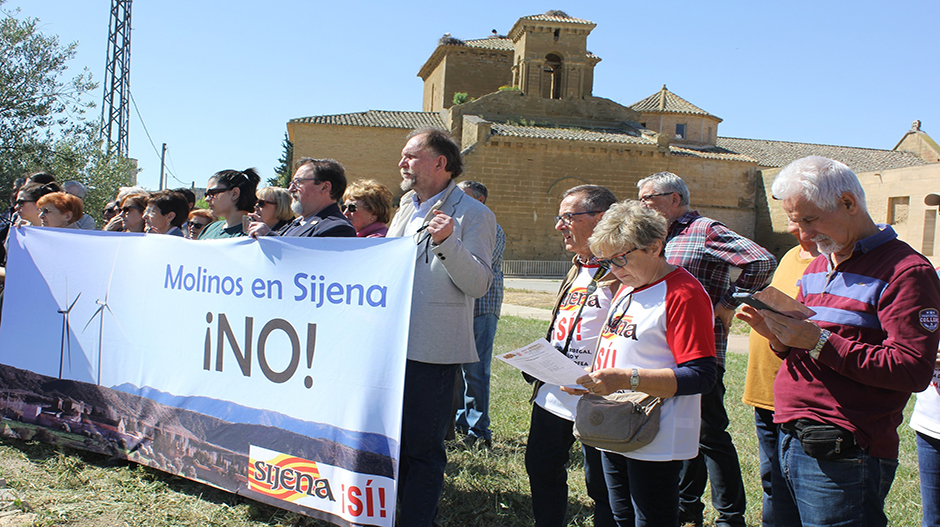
[205,187,232,197]
[255,199,275,208]
[38,207,57,216]
[288,177,321,189]
[596,247,641,268]
[121,205,142,214]
[554,211,601,226]
[343,203,358,213]
[639,192,674,202]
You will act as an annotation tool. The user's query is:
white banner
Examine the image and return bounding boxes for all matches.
[0,227,416,526]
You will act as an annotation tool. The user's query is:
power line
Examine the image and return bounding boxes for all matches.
[129,89,183,185]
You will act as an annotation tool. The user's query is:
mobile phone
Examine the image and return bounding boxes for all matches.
[242,215,252,233]
[732,292,782,315]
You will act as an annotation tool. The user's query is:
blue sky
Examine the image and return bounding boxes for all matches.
[17,1,940,190]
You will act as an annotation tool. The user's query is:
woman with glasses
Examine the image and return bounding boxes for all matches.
[342,179,393,238]
[252,186,294,233]
[36,192,83,229]
[187,209,216,239]
[199,169,261,239]
[119,193,149,233]
[564,200,717,527]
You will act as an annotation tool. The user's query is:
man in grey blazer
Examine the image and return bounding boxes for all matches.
[386,127,496,527]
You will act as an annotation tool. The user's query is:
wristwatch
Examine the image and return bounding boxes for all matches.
[808,329,831,360]
[630,368,639,391]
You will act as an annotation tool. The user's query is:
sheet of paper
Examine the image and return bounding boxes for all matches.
[496,338,589,387]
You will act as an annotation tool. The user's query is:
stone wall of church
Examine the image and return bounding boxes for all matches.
[286,122,409,197]
[422,48,513,112]
[461,135,760,261]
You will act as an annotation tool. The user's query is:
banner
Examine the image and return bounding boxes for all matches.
[0,227,416,527]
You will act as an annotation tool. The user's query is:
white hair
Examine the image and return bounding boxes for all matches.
[772,156,867,212]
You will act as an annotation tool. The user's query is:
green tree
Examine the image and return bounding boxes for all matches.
[0,4,101,203]
[269,132,292,187]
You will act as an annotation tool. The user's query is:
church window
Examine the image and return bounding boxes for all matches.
[675,123,686,139]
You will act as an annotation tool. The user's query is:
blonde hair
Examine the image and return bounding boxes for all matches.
[256,186,294,222]
[588,200,667,258]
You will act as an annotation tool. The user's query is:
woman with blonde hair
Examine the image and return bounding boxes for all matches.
[342,179,393,238]
[253,186,294,233]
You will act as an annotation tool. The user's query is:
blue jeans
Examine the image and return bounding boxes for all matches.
[917,432,940,527]
[525,403,615,527]
[774,428,897,527]
[602,452,682,527]
[398,360,459,527]
[678,368,746,526]
[753,407,779,527]
[455,313,498,440]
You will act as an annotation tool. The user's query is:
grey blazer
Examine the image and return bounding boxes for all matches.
[387,180,496,364]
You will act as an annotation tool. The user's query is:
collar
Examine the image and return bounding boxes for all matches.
[301,202,341,225]
[672,210,701,226]
[854,224,897,253]
[411,184,450,211]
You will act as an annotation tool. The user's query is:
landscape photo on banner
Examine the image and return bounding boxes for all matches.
[0,227,417,527]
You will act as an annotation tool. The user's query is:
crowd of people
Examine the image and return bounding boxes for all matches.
[0,128,938,527]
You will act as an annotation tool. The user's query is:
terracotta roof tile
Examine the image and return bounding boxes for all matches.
[669,145,756,162]
[630,85,715,118]
[290,110,445,129]
[519,13,595,25]
[464,37,514,51]
[490,123,653,145]
[716,137,928,172]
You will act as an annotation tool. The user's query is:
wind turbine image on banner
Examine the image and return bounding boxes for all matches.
[57,281,80,379]
[83,252,124,386]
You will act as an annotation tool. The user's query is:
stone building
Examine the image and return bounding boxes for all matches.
[286,11,940,268]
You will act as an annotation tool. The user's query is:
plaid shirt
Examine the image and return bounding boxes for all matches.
[474,223,505,317]
[665,211,776,366]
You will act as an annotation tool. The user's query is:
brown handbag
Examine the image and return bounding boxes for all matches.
[573,391,662,453]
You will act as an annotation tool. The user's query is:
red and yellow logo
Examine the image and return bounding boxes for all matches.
[249,450,334,503]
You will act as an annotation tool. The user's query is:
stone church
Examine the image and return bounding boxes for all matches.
[287,11,940,267]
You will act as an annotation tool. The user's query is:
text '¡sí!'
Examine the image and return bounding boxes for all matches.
[164,264,387,308]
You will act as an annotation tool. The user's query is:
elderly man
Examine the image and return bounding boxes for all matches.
[62,181,96,230]
[637,172,775,527]
[248,158,355,238]
[740,156,940,526]
[386,127,496,527]
[526,185,617,527]
[454,180,504,450]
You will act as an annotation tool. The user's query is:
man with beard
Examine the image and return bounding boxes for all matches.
[739,155,940,526]
[637,171,775,527]
[248,157,355,238]
[386,127,496,527]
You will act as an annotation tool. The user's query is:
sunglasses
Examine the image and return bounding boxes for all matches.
[255,199,275,208]
[205,187,232,197]
[343,203,358,213]
[121,205,143,214]
[190,222,209,230]
[15,199,35,206]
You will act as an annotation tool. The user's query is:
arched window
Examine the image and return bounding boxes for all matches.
[543,54,563,99]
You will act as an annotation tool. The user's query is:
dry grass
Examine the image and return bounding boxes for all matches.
[504,288,555,310]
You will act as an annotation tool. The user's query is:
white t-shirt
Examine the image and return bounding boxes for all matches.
[595,268,714,462]
[534,263,614,421]
[911,368,940,440]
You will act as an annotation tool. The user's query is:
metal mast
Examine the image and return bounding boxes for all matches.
[101,0,132,156]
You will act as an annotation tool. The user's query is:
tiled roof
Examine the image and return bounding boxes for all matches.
[519,13,595,25]
[630,85,715,118]
[669,145,756,162]
[490,123,654,145]
[716,137,929,173]
[290,110,445,130]
[464,37,514,51]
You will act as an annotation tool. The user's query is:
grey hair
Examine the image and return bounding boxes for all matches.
[588,200,668,258]
[62,180,88,200]
[562,185,617,213]
[458,180,488,203]
[771,156,867,213]
[636,172,690,206]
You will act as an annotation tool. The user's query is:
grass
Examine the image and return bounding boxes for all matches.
[0,315,924,526]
